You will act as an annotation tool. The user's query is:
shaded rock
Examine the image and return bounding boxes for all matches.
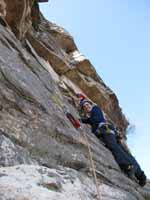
[5,0,33,39]
[27,30,71,75]
[0,0,6,18]
[69,50,101,82]
[99,183,140,200]
[0,130,35,166]
[41,20,78,53]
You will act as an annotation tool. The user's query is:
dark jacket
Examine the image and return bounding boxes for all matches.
[81,105,106,134]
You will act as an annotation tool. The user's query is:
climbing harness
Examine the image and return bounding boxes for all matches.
[96,122,116,136]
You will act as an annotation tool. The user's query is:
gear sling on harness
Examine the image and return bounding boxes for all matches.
[95,122,116,137]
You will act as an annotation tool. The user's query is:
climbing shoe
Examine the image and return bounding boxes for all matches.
[138,172,147,187]
[126,165,135,179]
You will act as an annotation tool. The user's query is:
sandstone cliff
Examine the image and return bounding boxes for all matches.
[0,1,149,200]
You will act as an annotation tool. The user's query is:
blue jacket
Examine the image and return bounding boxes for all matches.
[81,105,106,134]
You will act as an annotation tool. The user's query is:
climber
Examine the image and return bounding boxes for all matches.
[79,98,147,187]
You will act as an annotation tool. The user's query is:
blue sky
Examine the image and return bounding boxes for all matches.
[40,0,150,178]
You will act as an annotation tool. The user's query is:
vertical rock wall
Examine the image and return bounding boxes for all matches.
[4,0,32,38]
[0,1,149,200]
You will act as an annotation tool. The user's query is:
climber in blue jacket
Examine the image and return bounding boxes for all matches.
[79,99,147,187]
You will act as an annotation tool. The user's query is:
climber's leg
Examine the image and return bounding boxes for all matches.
[119,143,147,186]
[102,133,134,173]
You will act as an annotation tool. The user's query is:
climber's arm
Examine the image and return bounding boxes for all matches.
[80,117,91,125]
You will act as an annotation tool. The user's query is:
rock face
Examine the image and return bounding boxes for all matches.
[0,1,149,200]
[5,0,32,39]
[0,0,6,18]
[0,165,145,200]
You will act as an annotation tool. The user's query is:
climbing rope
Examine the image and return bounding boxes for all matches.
[62,104,101,199]
[80,127,101,200]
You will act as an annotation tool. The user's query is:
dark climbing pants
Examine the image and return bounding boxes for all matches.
[100,132,143,178]
[101,133,133,170]
[118,142,143,179]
